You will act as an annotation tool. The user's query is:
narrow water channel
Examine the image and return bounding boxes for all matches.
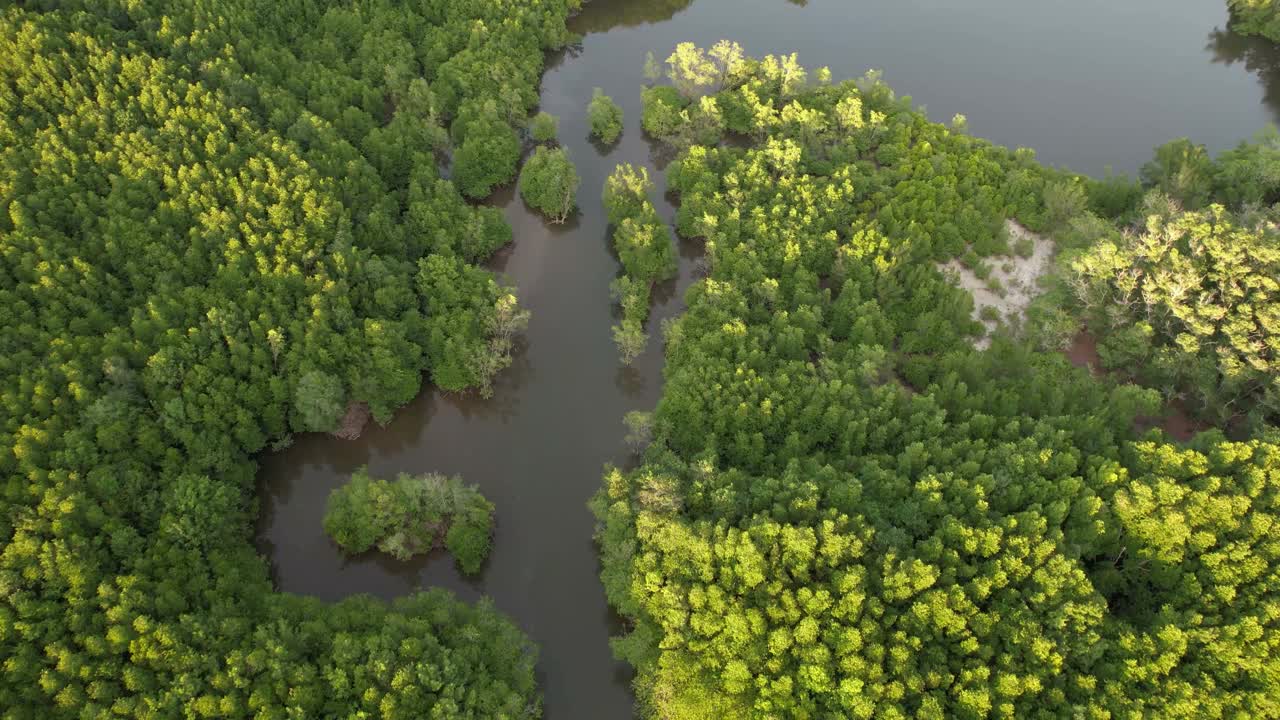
[256,1,1280,717]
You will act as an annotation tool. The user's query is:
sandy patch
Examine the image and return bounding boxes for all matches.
[330,400,371,440]
[938,220,1054,349]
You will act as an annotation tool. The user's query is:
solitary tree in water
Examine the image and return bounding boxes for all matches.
[588,88,624,143]
[519,145,579,222]
[643,51,662,83]
[324,467,495,575]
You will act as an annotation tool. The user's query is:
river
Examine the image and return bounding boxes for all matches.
[255,1,1280,717]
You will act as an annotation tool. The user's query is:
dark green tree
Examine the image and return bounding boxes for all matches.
[588,88,624,143]
[519,145,580,222]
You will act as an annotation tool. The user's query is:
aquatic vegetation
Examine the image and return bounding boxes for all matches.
[325,468,495,574]
[603,164,678,363]
[588,88,625,143]
[529,111,561,143]
[520,146,581,223]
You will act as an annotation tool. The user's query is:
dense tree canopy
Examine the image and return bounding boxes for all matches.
[1067,199,1280,429]
[1228,0,1280,43]
[594,45,1280,719]
[325,467,496,574]
[0,0,577,716]
[1137,129,1280,211]
[1017,129,1280,431]
[519,146,580,223]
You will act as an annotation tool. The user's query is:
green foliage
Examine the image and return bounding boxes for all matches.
[415,257,530,398]
[588,88,624,143]
[323,468,399,553]
[1227,0,1280,42]
[1068,202,1280,426]
[529,110,560,143]
[519,146,580,222]
[615,218,679,281]
[0,0,573,714]
[1086,168,1144,219]
[642,85,691,139]
[1212,126,1280,207]
[295,370,346,432]
[613,318,649,365]
[594,45,1280,720]
[642,85,725,148]
[1043,177,1089,229]
[666,40,748,98]
[1141,137,1215,209]
[453,109,522,198]
[325,467,495,572]
[666,42,722,98]
[603,164,677,364]
[604,163,657,223]
[446,521,493,575]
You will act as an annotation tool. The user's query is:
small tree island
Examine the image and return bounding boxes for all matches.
[323,467,495,574]
[519,145,580,223]
[587,87,624,143]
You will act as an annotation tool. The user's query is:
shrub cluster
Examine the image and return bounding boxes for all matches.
[603,164,678,363]
[325,467,495,574]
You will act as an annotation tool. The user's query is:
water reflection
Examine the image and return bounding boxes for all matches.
[570,0,695,35]
[1207,25,1280,125]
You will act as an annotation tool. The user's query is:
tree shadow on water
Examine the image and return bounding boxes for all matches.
[568,0,696,36]
[614,364,646,398]
[1207,25,1280,125]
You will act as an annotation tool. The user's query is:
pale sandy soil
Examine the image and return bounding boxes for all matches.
[938,219,1054,349]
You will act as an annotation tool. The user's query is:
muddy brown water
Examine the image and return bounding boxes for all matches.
[1065,331,1104,376]
[256,1,1278,716]
[1064,331,1207,441]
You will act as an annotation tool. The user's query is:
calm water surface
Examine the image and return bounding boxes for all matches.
[256,1,1280,717]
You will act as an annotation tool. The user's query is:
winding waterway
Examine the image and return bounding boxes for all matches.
[255,1,1280,716]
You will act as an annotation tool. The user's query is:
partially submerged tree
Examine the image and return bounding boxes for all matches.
[528,110,559,143]
[324,467,496,574]
[588,87,624,143]
[623,410,654,449]
[519,145,580,222]
[643,51,663,83]
[602,164,676,364]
